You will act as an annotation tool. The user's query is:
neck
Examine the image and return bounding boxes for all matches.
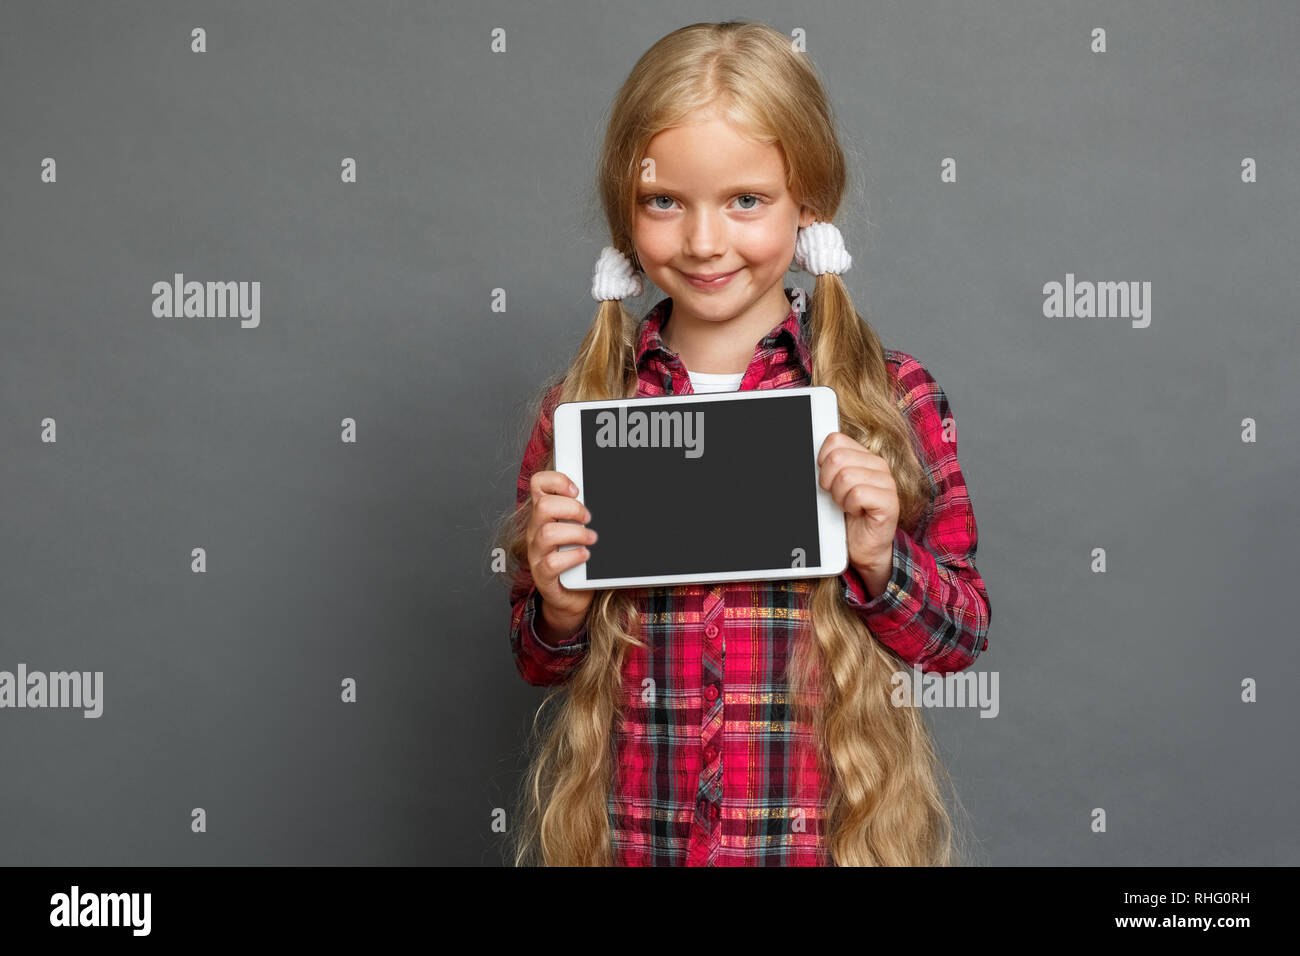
[663,288,790,374]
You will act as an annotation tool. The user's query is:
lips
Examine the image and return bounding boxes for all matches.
[682,267,740,289]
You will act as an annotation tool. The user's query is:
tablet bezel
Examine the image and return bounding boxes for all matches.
[553,385,847,590]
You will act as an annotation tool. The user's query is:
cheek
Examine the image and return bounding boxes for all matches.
[739,225,797,265]
[632,218,675,263]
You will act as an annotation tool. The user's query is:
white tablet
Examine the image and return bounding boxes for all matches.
[553,386,847,590]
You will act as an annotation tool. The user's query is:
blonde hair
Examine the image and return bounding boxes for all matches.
[493,19,977,866]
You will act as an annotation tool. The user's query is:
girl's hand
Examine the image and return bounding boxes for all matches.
[525,470,598,638]
[816,431,899,582]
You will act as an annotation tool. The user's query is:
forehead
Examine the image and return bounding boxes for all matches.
[640,115,786,188]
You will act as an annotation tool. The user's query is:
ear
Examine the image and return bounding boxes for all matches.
[797,206,818,229]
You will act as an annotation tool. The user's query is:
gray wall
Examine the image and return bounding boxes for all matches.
[1,0,1295,865]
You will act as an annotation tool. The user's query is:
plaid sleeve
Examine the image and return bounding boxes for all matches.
[509,383,591,687]
[840,356,991,674]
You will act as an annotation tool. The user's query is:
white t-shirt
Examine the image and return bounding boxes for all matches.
[686,369,745,393]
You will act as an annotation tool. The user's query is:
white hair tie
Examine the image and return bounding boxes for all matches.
[793,220,852,276]
[591,246,644,301]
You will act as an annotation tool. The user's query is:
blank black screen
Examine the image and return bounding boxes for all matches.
[577,393,822,581]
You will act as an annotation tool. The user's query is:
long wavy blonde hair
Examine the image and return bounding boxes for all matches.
[493,19,976,866]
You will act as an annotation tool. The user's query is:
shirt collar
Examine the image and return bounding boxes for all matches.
[636,286,812,376]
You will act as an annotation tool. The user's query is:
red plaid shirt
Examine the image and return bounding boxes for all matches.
[509,287,990,865]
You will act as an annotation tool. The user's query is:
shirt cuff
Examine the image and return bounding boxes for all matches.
[840,527,927,636]
[523,589,590,652]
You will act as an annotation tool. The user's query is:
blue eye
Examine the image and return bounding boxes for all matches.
[639,194,766,211]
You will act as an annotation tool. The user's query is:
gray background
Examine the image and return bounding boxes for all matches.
[1,0,1296,866]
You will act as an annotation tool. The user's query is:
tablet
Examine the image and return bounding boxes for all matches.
[553,386,847,590]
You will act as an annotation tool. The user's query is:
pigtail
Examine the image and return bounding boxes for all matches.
[501,292,646,867]
[782,272,970,865]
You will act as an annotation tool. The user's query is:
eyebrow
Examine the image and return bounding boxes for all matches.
[635,182,782,195]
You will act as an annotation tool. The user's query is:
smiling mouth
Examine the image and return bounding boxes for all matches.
[681,268,742,290]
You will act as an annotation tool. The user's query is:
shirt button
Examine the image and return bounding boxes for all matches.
[704,684,719,701]
[698,799,709,818]
[704,624,718,638]
[709,804,719,821]
[704,745,717,763]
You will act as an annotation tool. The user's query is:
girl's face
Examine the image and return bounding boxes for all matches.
[632,106,817,333]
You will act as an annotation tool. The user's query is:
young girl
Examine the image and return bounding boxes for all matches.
[494,19,990,866]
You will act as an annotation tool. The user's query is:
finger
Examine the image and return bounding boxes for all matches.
[544,544,590,578]
[819,450,876,488]
[828,469,892,512]
[843,482,893,521]
[538,520,598,552]
[817,431,882,465]
[829,466,892,500]
[530,471,581,506]
[534,492,591,526]
[819,440,887,474]
[817,431,854,468]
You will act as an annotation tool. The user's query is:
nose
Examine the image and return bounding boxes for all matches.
[682,209,725,260]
